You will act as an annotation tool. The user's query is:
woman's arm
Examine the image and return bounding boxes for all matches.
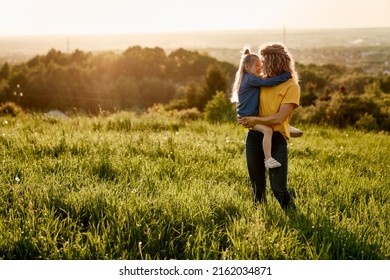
[237,103,296,128]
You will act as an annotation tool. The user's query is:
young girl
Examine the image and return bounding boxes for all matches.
[231,48,301,169]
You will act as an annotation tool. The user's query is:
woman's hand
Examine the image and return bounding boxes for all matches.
[237,116,257,128]
[238,104,297,128]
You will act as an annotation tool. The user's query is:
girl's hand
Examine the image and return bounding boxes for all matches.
[237,116,255,128]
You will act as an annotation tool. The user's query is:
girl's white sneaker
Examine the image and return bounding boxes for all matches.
[265,157,281,169]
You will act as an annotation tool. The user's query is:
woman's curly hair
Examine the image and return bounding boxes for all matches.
[259,43,299,83]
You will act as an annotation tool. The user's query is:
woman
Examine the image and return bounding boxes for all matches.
[231,48,291,169]
[238,42,300,211]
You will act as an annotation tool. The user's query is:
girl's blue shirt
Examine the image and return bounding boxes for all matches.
[237,72,291,116]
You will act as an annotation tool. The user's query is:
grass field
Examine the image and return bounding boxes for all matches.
[0,111,389,260]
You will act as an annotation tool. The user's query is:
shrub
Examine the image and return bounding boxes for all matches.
[294,100,328,125]
[204,91,235,123]
[325,93,381,128]
[164,99,188,111]
[377,115,390,132]
[355,113,379,131]
[175,107,202,121]
[0,102,22,116]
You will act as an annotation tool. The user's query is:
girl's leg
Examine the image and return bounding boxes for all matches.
[253,124,281,168]
[253,124,273,160]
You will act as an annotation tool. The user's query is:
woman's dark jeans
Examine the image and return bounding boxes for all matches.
[245,130,293,209]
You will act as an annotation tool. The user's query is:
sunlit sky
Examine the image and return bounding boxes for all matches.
[2,0,390,35]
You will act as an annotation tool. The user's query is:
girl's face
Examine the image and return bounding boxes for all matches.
[246,58,262,77]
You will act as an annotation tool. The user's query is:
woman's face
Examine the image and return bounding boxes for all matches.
[247,58,262,77]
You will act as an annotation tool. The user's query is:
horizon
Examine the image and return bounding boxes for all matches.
[2,27,390,69]
[2,0,390,36]
[1,26,389,39]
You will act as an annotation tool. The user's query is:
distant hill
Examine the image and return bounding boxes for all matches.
[1,28,390,73]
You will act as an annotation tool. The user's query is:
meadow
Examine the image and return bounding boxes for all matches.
[0,111,389,260]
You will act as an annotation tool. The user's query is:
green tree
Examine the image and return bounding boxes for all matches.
[111,77,140,110]
[43,49,69,66]
[301,82,318,106]
[204,91,235,123]
[168,48,212,81]
[198,65,228,111]
[364,80,382,98]
[182,82,202,109]
[0,62,10,80]
[325,92,381,127]
[137,77,175,108]
[121,46,168,79]
[380,74,390,93]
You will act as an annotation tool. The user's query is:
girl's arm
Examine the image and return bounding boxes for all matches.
[247,72,291,87]
[238,103,296,127]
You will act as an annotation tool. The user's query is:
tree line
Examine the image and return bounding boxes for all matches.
[0,47,235,113]
[0,46,389,130]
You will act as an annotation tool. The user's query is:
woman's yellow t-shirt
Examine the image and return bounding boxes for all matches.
[259,79,300,140]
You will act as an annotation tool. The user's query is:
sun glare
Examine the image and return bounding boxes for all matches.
[1,0,390,35]
[1,1,34,35]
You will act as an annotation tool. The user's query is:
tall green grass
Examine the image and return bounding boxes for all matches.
[0,112,388,259]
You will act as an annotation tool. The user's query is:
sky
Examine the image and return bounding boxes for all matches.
[1,0,390,35]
